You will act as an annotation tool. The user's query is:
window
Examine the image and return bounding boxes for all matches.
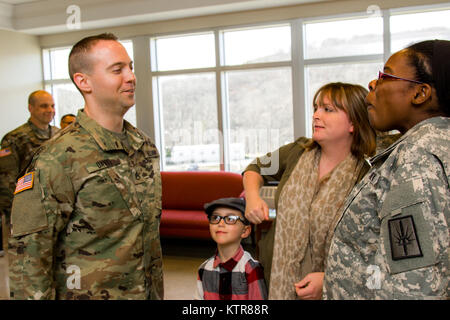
[304,17,383,59]
[390,9,450,52]
[153,33,215,71]
[225,68,293,172]
[151,25,293,172]
[157,73,220,171]
[42,4,449,173]
[303,14,384,137]
[43,40,136,127]
[222,25,291,65]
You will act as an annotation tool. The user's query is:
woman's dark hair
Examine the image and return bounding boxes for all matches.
[406,40,450,116]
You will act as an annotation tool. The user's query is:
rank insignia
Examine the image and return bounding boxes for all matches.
[388,215,423,260]
[14,172,34,194]
[0,148,11,157]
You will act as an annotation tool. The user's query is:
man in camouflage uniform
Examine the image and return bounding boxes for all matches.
[8,33,163,300]
[0,90,58,255]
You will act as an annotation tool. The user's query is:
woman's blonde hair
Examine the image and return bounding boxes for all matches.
[305,82,376,159]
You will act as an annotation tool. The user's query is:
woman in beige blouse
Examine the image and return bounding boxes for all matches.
[243,82,376,300]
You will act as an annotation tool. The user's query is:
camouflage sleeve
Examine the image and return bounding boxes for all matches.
[379,147,449,299]
[8,152,74,300]
[0,137,20,222]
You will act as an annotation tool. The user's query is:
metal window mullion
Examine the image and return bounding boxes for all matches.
[291,18,306,139]
[304,54,384,66]
[152,61,291,77]
[43,79,72,86]
[153,76,166,171]
[383,9,391,62]
[215,30,229,172]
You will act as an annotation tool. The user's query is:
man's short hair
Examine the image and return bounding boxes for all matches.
[61,113,76,121]
[68,33,118,86]
[28,90,51,106]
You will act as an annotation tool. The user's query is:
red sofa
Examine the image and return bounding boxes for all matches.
[160,171,244,239]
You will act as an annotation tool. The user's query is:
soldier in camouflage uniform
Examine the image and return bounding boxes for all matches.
[323,40,449,299]
[0,90,58,255]
[8,33,163,300]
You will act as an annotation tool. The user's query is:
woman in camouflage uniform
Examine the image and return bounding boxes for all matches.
[324,40,449,299]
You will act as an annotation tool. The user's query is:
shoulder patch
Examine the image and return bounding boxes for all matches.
[388,215,423,260]
[0,148,12,157]
[14,172,35,194]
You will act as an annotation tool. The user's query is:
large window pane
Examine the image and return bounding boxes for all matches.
[153,33,215,71]
[46,48,71,80]
[305,61,383,136]
[157,73,219,171]
[305,17,383,59]
[223,25,291,65]
[46,83,84,127]
[391,9,450,52]
[226,68,293,172]
[121,40,134,59]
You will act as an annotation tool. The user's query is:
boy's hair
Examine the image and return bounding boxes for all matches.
[204,197,250,225]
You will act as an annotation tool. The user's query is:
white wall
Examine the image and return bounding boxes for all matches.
[0,29,42,139]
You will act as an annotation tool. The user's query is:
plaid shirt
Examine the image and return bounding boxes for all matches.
[195,246,267,300]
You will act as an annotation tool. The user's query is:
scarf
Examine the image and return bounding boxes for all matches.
[269,147,362,300]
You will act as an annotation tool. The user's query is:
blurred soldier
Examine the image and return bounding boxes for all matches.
[8,33,163,300]
[0,90,58,256]
[60,113,76,129]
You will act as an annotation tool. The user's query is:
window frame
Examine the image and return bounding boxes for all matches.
[40,3,450,172]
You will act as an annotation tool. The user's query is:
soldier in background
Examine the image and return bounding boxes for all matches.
[8,33,163,299]
[0,90,58,256]
[323,40,449,299]
[59,113,76,129]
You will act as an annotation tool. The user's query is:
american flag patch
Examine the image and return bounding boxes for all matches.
[0,148,11,157]
[14,172,34,194]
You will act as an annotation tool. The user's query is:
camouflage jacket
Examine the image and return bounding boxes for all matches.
[8,109,163,300]
[323,117,449,300]
[0,120,58,221]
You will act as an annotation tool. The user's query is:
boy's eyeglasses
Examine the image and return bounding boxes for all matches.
[377,71,424,85]
[209,214,249,225]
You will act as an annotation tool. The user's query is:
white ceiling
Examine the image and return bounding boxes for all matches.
[0,0,38,4]
[0,0,330,35]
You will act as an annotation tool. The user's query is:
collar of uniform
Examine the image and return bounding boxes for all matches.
[76,109,145,153]
[27,118,52,139]
[123,119,146,156]
[213,245,244,271]
[368,116,447,166]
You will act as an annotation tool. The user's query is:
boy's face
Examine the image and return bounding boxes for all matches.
[209,207,251,246]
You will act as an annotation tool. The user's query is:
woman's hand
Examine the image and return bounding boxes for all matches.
[245,194,269,225]
[243,171,269,225]
[294,272,324,300]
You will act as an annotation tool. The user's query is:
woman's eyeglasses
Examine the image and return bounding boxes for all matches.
[377,71,424,84]
[209,214,249,225]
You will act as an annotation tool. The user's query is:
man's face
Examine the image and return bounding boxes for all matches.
[60,115,76,129]
[29,92,55,126]
[86,40,136,115]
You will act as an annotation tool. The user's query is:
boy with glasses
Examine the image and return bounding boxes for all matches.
[194,197,267,300]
